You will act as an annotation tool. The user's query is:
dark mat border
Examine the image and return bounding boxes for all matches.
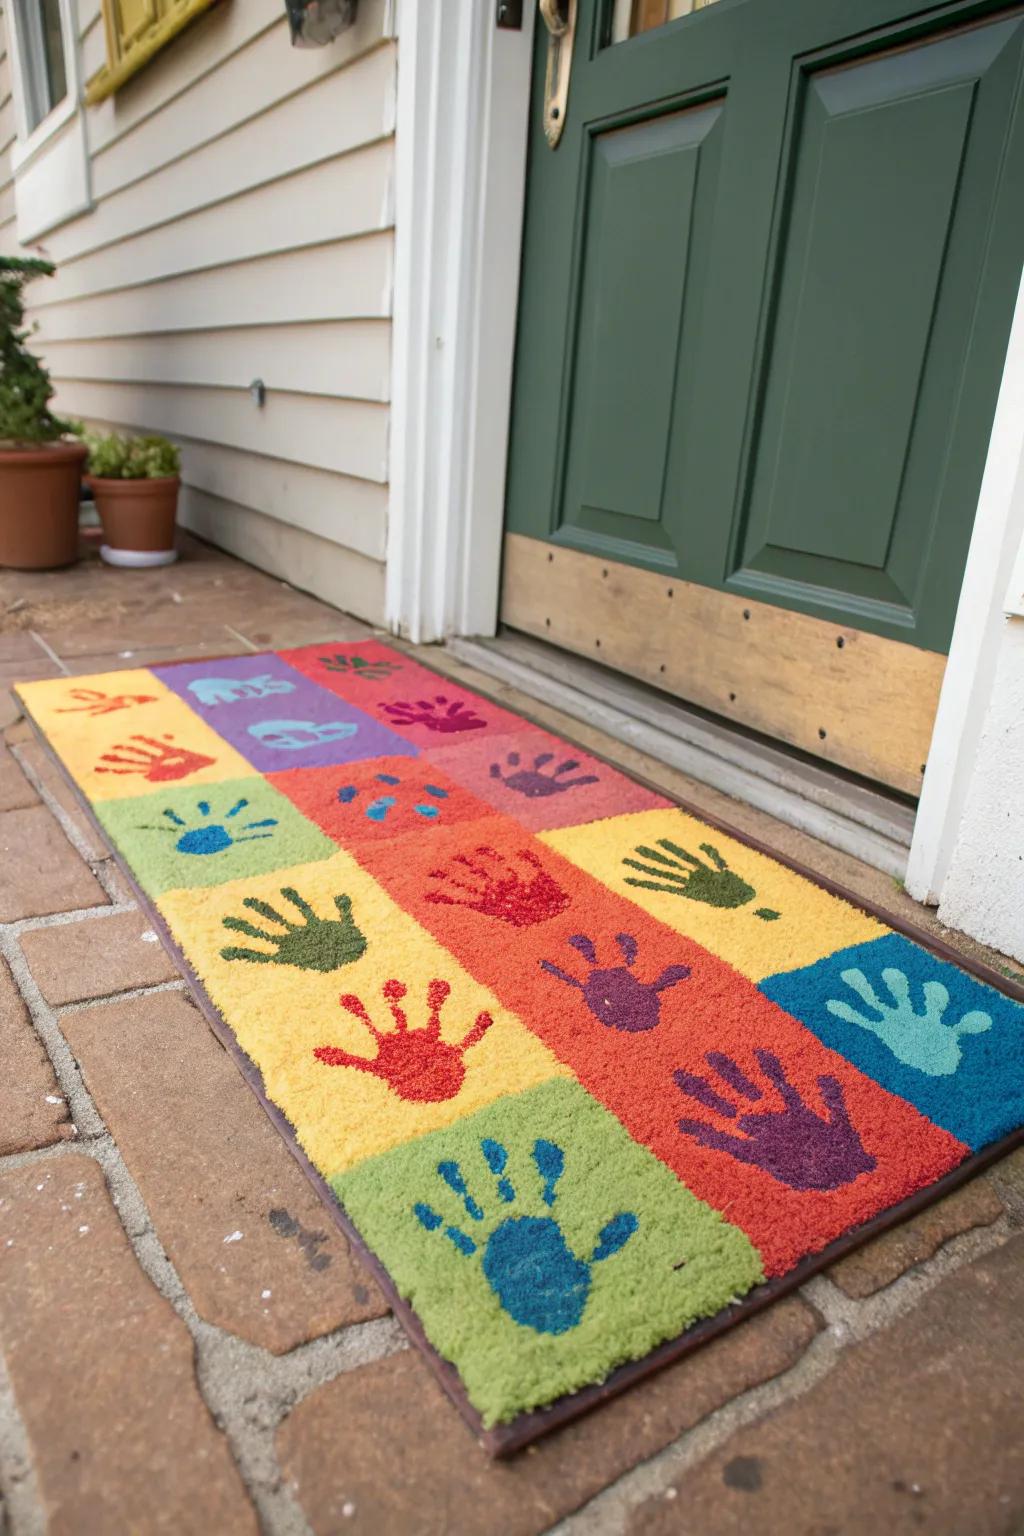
[15,645,1024,1458]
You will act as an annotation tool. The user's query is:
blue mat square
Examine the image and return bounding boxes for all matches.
[760,932,1024,1150]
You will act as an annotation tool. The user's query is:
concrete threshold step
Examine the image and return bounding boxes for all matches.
[447,631,916,881]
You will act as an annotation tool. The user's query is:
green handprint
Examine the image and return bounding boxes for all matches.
[622,839,780,921]
[825,967,992,1076]
[318,653,401,681]
[219,887,367,971]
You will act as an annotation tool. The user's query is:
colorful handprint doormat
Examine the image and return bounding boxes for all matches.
[16,642,1024,1451]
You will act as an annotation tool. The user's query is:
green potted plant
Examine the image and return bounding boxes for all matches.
[85,432,181,567]
[0,257,88,569]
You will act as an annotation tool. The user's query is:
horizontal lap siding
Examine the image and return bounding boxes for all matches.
[0,47,15,258]
[22,0,396,622]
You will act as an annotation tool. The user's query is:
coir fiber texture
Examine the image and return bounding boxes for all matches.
[17,643,1024,1450]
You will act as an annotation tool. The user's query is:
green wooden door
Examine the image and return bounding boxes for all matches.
[502,0,1024,790]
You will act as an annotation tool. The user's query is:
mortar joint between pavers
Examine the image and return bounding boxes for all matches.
[223,625,260,653]
[0,1335,45,1536]
[9,740,115,871]
[548,1215,1017,1536]
[89,856,135,905]
[27,631,68,676]
[54,978,189,1018]
[1,901,136,940]
[1,932,108,1140]
[801,1212,1015,1343]
[547,1320,843,1536]
[1,919,405,1536]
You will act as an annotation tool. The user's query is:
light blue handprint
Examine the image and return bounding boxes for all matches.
[247,719,358,750]
[825,966,992,1076]
[187,674,296,706]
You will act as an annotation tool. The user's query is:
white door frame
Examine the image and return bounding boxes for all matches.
[385,1,1024,911]
[905,263,1024,904]
[385,0,536,645]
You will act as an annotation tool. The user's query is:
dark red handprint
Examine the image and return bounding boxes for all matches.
[380,695,487,734]
[314,978,493,1102]
[673,1049,876,1190]
[95,735,217,783]
[426,845,570,927]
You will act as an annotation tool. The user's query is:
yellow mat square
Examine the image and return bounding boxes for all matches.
[16,670,250,800]
[542,808,886,982]
[158,851,568,1177]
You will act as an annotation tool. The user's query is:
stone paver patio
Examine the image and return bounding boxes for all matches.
[1,533,1022,1535]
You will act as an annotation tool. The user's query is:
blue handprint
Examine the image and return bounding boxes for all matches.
[413,1138,637,1334]
[248,719,358,751]
[143,797,277,855]
[337,773,448,823]
[825,966,992,1076]
[187,674,296,706]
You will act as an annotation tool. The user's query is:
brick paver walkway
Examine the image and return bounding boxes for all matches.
[1,535,1022,1535]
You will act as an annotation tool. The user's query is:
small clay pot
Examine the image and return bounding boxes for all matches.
[0,440,89,569]
[86,474,180,567]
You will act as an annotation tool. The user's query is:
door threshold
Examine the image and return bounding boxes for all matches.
[447,631,916,880]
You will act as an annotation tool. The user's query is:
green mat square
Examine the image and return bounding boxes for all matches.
[95,775,337,897]
[333,1078,763,1427]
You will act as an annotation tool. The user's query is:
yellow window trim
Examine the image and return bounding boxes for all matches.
[85,0,221,106]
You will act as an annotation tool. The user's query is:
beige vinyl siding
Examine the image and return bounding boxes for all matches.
[19,0,396,623]
[0,42,16,257]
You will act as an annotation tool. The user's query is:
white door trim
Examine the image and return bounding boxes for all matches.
[906,262,1024,906]
[386,0,536,643]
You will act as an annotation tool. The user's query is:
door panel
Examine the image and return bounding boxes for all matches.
[504,0,1024,790]
[561,101,724,564]
[736,17,1024,638]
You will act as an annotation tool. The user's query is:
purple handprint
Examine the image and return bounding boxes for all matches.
[490,752,600,799]
[540,932,690,1032]
[380,696,487,734]
[673,1049,876,1190]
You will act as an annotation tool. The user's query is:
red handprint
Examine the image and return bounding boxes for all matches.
[95,735,217,783]
[426,845,570,927]
[314,979,493,1102]
[57,687,157,716]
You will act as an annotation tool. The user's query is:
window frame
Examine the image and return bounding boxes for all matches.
[3,0,92,242]
[5,0,81,172]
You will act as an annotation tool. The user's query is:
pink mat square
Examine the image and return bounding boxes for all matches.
[424,725,670,831]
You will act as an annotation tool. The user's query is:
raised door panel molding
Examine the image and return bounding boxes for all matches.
[86,0,220,104]
[559,100,724,563]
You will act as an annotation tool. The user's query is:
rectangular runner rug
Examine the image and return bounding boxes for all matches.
[16,641,1024,1452]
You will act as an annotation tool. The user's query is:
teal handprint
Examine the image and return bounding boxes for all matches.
[825,967,992,1076]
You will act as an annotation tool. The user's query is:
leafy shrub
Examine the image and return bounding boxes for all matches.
[86,432,181,479]
[0,257,72,445]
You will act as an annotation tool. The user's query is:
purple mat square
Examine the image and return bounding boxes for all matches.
[153,654,417,771]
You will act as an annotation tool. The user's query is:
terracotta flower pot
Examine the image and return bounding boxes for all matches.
[0,440,89,570]
[86,474,180,568]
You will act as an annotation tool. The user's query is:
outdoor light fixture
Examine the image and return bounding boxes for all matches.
[285,0,357,47]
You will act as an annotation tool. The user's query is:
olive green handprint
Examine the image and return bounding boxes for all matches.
[220,887,367,971]
[622,839,780,921]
